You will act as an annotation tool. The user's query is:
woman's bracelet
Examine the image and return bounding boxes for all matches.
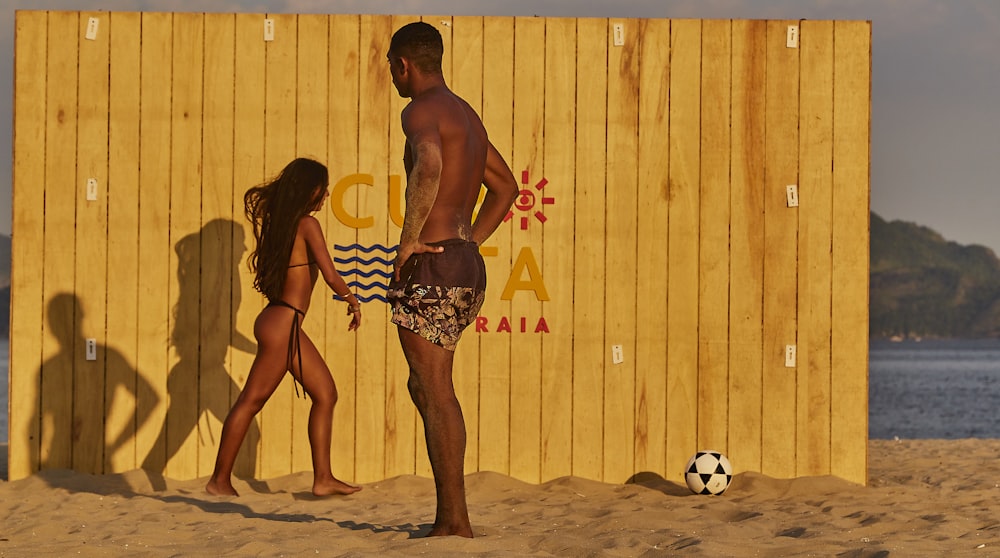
[336,292,361,314]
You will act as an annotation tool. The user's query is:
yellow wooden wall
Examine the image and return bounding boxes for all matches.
[9,12,871,485]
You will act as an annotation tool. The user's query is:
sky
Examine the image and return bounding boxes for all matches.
[3,0,999,253]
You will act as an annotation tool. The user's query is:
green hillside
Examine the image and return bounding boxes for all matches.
[870,212,1000,339]
[1,234,7,337]
[0,234,8,289]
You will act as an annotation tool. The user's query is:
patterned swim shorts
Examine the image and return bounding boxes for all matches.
[387,238,486,351]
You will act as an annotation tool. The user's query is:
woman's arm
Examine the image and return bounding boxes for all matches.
[299,215,361,330]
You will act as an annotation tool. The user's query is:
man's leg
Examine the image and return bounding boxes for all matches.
[397,326,472,538]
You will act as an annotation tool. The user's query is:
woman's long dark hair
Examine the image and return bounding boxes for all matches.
[244,158,328,302]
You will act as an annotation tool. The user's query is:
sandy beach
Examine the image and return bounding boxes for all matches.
[1,439,998,556]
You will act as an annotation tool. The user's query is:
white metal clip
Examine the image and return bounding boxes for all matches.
[264,18,275,42]
[786,25,799,48]
[786,184,799,208]
[85,17,100,41]
[613,23,625,46]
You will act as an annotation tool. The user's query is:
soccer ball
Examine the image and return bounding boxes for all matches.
[684,450,733,495]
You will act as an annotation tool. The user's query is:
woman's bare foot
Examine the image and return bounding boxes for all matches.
[312,477,362,497]
[205,478,239,496]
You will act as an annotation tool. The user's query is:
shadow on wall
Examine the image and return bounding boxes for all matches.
[142,219,257,486]
[35,293,159,471]
[33,219,258,486]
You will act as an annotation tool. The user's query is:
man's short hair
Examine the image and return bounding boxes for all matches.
[390,22,443,74]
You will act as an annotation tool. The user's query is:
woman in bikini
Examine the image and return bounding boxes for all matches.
[206,158,362,497]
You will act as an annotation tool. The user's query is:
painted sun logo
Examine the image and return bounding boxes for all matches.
[504,170,555,230]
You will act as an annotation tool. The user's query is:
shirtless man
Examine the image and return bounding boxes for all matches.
[385,22,518,538]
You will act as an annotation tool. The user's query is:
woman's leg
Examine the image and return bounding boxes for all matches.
[206,307,290,496]
[295,329,361,496]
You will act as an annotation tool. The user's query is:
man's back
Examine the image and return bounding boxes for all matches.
[403,87,488,243]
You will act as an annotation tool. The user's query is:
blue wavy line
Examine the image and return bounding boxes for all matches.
[342,268,393,279]
[347,280,389,291]
[333,293,388,304]
[334,243,398,254]
[335,256,394,266]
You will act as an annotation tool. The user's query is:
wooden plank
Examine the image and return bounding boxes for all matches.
[164,12,204,481]
[402,12,456,469]
[410,14,438,480]
[292,13,330,474]
[728,19,766,475]
[354,14,392,483]
[797,20,835,477]
[761,20,800,478]
[135,12,173,475]
[230,13,267,479]
[197,13,236,478]
[510,15,546,484]
[383,13,417,480]
[478,16,515,475]
[571,17,607,481]
[40,11,79,472]
[105,11,142,475]
[539,16,576,482]
[326,14,360,483]
[383,14,421,480]
[634,17,670,477]
[260,12,299,479]
[831,20,871,485]
[74,10,110,474]
[383,15,424,479]
[449,14,484,477]
[9,10,48,480]
[697,19,732,453]
[450,14,486,474]
[665,18,701,481]
[603,17,639,484]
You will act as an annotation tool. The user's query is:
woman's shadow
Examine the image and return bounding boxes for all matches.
[142,219,258,487]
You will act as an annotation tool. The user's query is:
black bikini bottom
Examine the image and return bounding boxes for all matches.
[268,300,307,398]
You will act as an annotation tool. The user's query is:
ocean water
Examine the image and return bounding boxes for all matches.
[2,338,1000,443]
[869,338,1000,439]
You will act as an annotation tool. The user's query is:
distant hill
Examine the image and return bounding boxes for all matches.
[1,234,7,337]
[0,234,9,289]
[0,234,10,337]
[0,286,7,337]
[870,212,1000,339]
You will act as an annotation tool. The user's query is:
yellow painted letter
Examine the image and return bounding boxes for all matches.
[331,173,374,229]
[501,247,550,301]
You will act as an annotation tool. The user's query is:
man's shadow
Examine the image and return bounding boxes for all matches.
[34,293,160,474]
[141,219,258,487]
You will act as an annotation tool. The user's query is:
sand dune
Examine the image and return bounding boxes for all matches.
[2,439,998,556]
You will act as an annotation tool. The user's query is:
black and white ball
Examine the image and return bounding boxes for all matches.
[684,450,733,495]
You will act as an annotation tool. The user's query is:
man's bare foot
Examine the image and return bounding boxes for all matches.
[312,478,363,497]
[205,479,239,496]
[426,523,473,538]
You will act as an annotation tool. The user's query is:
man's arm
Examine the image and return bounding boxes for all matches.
[395,103,445,277]
[472,140,518,246]
[399,140,442,246]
